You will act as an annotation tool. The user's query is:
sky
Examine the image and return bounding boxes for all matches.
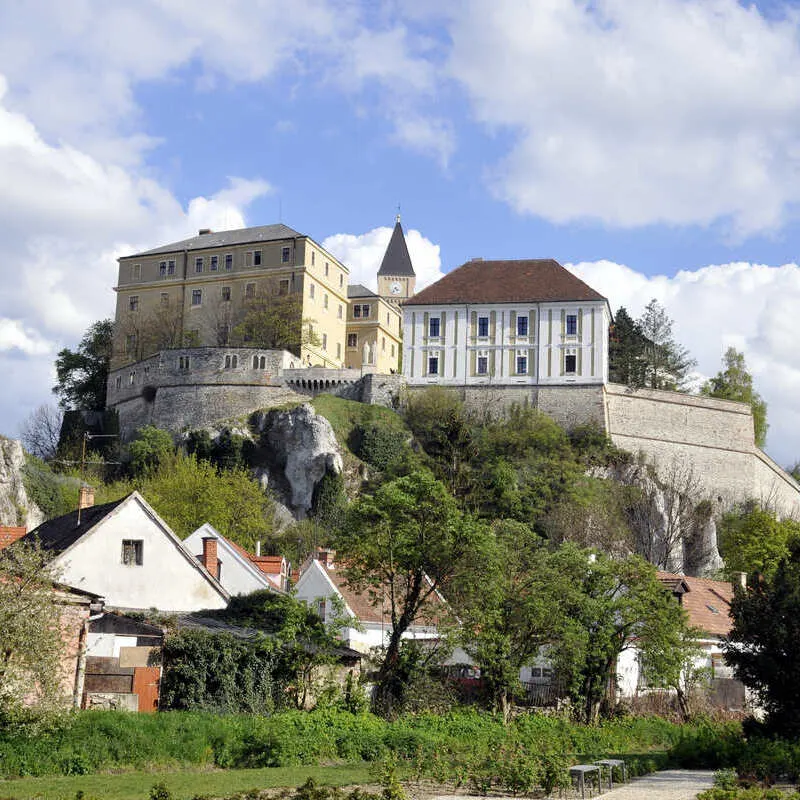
[3,0,800,466]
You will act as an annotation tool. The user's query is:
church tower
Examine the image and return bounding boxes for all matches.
[377,215,416,307]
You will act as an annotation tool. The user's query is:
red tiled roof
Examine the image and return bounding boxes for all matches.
[405,259,606,306]
[318,562,447,626]
[658,572,733,638]
[0,527,27,550]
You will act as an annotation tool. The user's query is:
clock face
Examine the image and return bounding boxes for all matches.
[390,282,402,295]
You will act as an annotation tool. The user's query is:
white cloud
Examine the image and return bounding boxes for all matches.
[566,259,800,465]
[445,0,800,234]
[322,225,443,291]
[0,76,270,439]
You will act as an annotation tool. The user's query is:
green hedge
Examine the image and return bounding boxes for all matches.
[0,708,736,779]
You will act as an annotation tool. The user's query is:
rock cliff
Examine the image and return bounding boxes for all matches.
[0,437,44,530]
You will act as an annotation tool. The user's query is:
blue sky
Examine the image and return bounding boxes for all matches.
[3,0,800,466]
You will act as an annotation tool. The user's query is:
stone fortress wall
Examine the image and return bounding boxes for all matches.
[107,347,800,515]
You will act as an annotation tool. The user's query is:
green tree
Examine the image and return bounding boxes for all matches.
[53,319,114,410]
[335,470,490,717]
[138,454,274,549]
[717,505,800,579]
[231,290,320,355]
[609,307,647,387]
[638,299,696,390]
[0,542,65,717]
[725,541,800,736]
[701,347,768,447]
[128,426,176,477]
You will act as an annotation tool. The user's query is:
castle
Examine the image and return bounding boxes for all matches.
[107,221,800,516]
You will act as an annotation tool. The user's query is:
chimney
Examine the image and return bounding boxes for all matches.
[732,571,747,589]
[255,540,261,557]
[78,485,95,510]
[198,228,212,235]
[316,547,335,568]
[201,537,220,579]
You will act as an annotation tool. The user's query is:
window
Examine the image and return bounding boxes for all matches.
[128,371,135,385]
[517,355,528,375]
[387,312,390,325]
[354,304,370,319]
[311,252,315,266]
[391,343,395,357]
[224,354,239,369]
[160,292,169,306]
[323,293,329,310]
[428,356,439,375]
[309,283,315,299]
[129,295,139,312]
[221,286,231,301]
[517,316,528,336]
[382,337,386,351]
[336,342,341,359]
[281,246,291,264]
[339,274,343,288]
[279,279,289,296]
[429,317,440,338]
[122,539,143,566]
[347,333,358,348]
[167,259,176,275]
[254,250,262,266]
[195,256,203,273]
[115,376,122,390]
[477,355,489,375]
[179,355,190,371]
[125,334,137,354]
[324,262,329,277]
[322,333,328,350]
[566,314,577,336]
[252,355,259,369]
[159,260,167,277]
[245,282,256,299]
[131,263,141,280]
[565,353,577,374]
[337,304,343,319]
[224,253,233,271]
[210,255,218,271]
[191,289,202,306]
[478,316,489,337]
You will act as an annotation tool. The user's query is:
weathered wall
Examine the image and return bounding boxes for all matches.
[604,383,800,514]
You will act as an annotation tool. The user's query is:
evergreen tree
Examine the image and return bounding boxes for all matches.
[608,307,647,386]
[701,347,768,447]
[638,299,696,390]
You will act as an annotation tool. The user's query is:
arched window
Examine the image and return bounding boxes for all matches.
[259,356,266,369]
[252,355,259,369]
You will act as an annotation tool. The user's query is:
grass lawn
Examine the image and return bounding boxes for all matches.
[0,763,376,800]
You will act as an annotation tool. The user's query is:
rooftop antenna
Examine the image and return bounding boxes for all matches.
[396,203,401,224]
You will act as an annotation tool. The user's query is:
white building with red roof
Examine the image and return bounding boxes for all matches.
[402,258,610,386]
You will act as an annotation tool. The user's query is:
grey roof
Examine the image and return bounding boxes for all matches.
[22,498,126,555]
[377,219,415,277]
[125,223,304,258]
[347,283,378,298]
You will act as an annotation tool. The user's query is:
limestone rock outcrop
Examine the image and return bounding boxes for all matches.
[254,404,343,517]
[0,437,44,530]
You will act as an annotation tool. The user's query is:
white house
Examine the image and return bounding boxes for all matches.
[294,549,449,655]
[21,491,229,612]
[182,523,288,595]
[617,572,742,705]
[402,258,610,386]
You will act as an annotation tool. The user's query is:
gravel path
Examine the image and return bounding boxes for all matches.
[595,769,715,799]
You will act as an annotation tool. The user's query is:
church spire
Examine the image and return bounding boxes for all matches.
[378,216,415,277]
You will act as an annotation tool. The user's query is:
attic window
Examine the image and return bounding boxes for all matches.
[122,539,143,566]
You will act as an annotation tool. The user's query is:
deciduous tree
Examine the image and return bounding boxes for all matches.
[53,319,114,410]
[701,347,768,448]
[19,404,63,462]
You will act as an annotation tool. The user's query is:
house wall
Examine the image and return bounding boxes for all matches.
[57,599,92,705]
[345,296,402,372]
[403,301,609,386]
[114,235,350,371]
[182,528,273,596]
[53,499,227,612]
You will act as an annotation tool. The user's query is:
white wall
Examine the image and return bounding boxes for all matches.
[182,526,274,597]
[403,302,608,386]
[55,496,227,612]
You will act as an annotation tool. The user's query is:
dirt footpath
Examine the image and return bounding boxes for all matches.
[595,769,715,799]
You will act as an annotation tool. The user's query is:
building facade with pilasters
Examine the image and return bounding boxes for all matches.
[402,258,610,386]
